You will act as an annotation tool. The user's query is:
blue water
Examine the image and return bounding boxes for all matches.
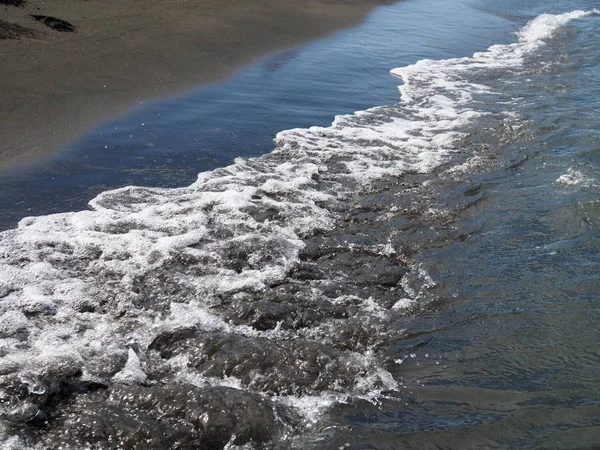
[0,0,517,229]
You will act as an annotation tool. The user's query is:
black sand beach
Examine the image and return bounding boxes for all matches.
[0,0,392,169]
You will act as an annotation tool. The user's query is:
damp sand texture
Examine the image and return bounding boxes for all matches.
[0,0,394,169]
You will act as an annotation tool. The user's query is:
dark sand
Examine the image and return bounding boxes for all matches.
[0,0,393,170]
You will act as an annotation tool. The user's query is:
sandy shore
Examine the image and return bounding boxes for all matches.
[0,0,393,170]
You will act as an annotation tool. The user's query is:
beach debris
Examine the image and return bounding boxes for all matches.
[0,0,25,7]
[29,14,75,32]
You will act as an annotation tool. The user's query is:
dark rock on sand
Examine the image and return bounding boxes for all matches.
[0,19,37,39]
[0,0,25,6]
[29,14,75,32]
[37,385,281,450]
[217,284,349,331]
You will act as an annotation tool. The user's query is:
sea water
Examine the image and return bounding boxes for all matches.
[0,0,518,230]
[0,0,599,448]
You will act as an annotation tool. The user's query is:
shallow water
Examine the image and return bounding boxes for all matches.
[1,0,600,448]
[0,0,517,231]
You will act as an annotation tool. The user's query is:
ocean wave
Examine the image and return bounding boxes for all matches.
[0,9,596,449]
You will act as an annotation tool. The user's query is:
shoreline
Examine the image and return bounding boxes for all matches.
[0,0,394,170]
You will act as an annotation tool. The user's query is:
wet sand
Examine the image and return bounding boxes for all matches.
[0,0,393,170]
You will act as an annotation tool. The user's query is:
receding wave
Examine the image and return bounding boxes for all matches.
[0,10,596,449]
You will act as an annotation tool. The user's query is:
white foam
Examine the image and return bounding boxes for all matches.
[112,348,147,385]
[517,10,599,44]
[0,434,27,450]
[391,298,414,310]
[556,167,596,188]
[279,392,349,429]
